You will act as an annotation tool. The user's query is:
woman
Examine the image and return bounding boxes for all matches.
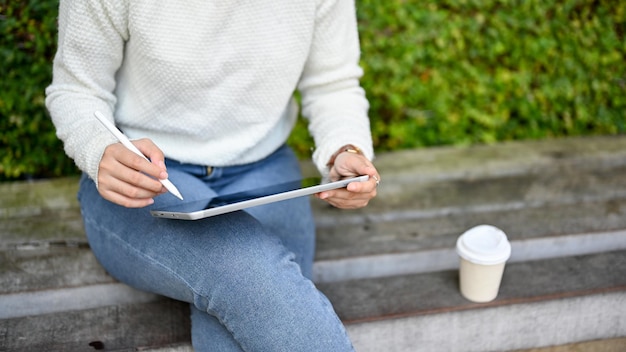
[46,0,380,350]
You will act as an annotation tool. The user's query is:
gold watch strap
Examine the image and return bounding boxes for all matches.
[326,144,363,167]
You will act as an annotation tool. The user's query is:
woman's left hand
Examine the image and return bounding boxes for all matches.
[315,151,380,209]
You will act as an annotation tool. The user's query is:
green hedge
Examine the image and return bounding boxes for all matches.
[358,0,626,150]
[1,1,76,180]
[2,0,625,180]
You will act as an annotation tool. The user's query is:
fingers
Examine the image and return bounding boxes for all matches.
[316,186,375,209]
[97,184,161,208]
[97,140,168,208]
[345,174,379,194]
[317,176,378,208]
[134,139,167,178]
[319,152,380,209]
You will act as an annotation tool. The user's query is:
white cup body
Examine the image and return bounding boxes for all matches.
[456,225,511,303]
[459,259,506,302]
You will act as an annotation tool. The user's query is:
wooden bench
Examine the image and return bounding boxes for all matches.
[2,136,626,351]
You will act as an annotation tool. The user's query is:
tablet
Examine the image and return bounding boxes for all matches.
[150,175,369,220]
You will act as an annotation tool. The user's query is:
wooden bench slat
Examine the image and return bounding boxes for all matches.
[318,250,626,324]
[0,299,190,352]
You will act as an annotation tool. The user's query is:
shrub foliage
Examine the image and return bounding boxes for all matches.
[1,0,78,180]
[359,0,626,149]
[2,0,625,180]
[357,0,626,150]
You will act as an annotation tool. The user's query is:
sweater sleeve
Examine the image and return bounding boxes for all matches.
[297,0,374,176]
[45,0,128,184]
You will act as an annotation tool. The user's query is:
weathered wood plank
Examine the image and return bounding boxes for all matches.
[3,135,626,248]
[0,246,110,295]
[0,177,80,217]
[2,251,623,351]
[4,159,626,253]
[318,250,626,324]
[4,159,626,293]
[0,299,190,352]
[315,197,626,260]
[4,192,626,294]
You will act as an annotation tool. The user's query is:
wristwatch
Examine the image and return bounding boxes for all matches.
[326,144,363,168]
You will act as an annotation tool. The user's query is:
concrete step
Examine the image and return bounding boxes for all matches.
[1,251,624,351]
[320,250,626,352]
[2,135,626,351]
[512,337,626,352]
[1,299,190,352]
[4,137,626,263]
[6,136,626,245]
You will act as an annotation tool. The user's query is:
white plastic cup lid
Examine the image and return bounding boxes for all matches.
[456,225,511,265]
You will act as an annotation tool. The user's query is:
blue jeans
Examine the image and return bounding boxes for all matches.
[78,145,354,351]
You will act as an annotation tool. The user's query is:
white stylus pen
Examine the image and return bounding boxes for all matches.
[94,111,184,200]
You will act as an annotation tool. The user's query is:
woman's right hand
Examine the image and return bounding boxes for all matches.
[97,138,168,208]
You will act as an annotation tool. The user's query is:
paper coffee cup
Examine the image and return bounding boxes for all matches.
[456,225,511,302]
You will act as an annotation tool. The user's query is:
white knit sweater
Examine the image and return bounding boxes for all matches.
[45,0,373,183]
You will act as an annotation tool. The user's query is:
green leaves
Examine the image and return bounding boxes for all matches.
[354,0,626,151]
[2,0,625,179]
[1,0,79,180]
